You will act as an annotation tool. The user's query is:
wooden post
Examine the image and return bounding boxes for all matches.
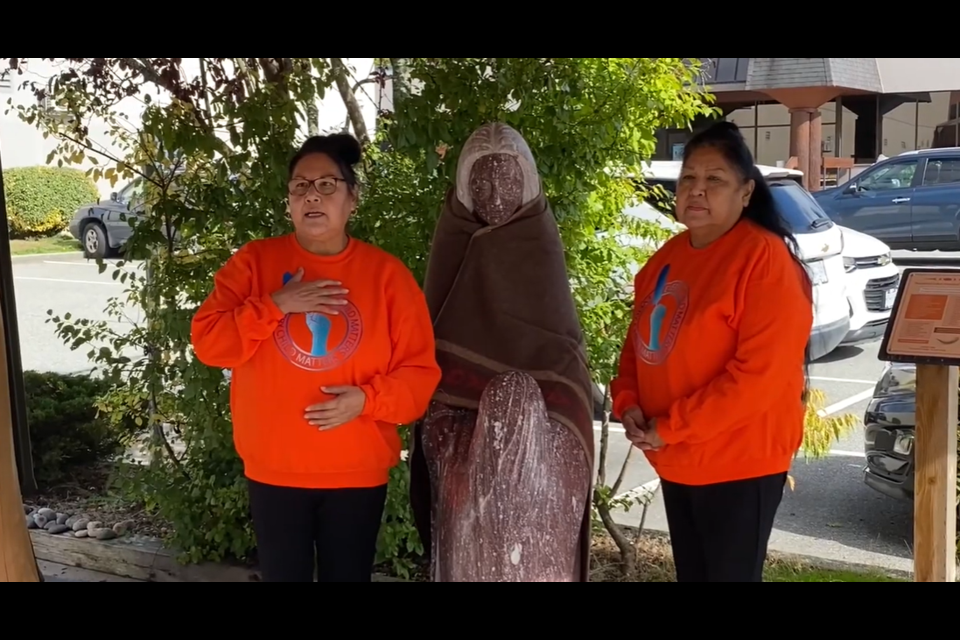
[0,291,40,582]
[880,268,960,583]
[914,364,958,583]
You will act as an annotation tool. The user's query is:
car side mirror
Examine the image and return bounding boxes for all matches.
[844,183,859,195]
[110,192,119,202]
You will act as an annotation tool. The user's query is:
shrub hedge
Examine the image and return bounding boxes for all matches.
[24,371,124,487]
[3,166,99,238]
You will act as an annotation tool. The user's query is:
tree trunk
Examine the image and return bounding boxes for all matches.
[306,101,319,136]
[594,387,637,576]
[597,500,636,577]
[388,58,410,114]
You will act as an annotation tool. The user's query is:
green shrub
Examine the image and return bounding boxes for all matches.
[24,371,124,487]
[3,166,99,238]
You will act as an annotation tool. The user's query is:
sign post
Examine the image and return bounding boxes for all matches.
[880,268,960,583]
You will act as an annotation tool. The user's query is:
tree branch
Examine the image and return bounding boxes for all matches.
[331,57,369,145]
[341,77,378,134]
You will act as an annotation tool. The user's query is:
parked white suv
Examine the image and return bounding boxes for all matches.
[836,227,899,346]
[628,162,850,361]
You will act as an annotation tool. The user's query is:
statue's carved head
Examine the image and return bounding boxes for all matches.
[456,123,541,225]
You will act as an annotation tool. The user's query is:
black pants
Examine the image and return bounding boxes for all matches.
[661,473,786,583]
[248,479,387,583]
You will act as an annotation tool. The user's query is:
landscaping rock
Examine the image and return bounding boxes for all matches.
[37,508,57,521]
[91,528,117,541]
[22,506,140,545]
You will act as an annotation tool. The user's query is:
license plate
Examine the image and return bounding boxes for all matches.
[885,288,897,310]
[807,260,828,285]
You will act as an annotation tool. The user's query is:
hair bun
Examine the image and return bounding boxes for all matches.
[327,133,362,165]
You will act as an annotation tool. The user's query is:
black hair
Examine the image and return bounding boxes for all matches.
[288,133,362,190]
[683,121,814,396]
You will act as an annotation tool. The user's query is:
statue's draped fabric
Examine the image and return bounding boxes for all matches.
[410,123,595,582]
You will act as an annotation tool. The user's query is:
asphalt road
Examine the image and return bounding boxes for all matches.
[12,254,143,375]
[13,251,960,574]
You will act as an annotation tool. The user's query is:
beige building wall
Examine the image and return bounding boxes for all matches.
[727,92,955,167]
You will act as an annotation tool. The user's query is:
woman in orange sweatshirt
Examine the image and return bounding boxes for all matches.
[191,134,441,583]
[611,122,813,582]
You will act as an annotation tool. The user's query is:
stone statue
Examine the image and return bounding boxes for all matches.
[409,123,595,582]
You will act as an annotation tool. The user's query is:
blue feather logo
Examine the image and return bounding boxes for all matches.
[648,265,670,352]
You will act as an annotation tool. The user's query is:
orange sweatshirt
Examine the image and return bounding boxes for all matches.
[191,235,442,490]
[610,220,813,486]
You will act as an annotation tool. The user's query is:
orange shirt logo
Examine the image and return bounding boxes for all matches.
[633,264,689,366]
[273,271,364,372]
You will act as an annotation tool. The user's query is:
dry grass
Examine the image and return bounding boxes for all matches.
[10,235,81,256]
[589,532,906,583]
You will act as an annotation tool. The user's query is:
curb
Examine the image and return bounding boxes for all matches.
[11,251,83,260]
[31,520,925,583]
[29,530,403,583]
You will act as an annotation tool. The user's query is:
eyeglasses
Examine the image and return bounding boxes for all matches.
[288,177,346,197]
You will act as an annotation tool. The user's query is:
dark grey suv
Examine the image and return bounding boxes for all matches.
[863,361,960,515]
[68,179,144,259]
[813,148,960,251]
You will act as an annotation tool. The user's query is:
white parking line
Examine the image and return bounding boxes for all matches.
[818,389,876,417]
[616,478,661,500]
[829,450,866,458]
[810,376,878,385]
[14,277,122,287]
[43,260,99,266]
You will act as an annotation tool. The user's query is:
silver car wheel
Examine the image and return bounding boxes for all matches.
[85,228,99,254]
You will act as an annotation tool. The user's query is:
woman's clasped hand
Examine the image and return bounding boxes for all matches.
[621,406,664,452]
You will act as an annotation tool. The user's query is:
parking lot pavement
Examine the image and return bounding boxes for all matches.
[12,254,143,375]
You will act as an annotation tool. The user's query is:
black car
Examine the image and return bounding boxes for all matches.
[68,179,144,259]
[863,362,920,501]
[863,360,960,507]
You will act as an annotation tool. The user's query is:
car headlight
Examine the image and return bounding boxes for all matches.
[877,252,892,266]
[843,256,857,273]
[893,430,914,456]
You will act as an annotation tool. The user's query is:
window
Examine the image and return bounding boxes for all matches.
[768,181,832,234]
[117,179,145,207]
[922,158,960,186]
[858,161,919,191]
